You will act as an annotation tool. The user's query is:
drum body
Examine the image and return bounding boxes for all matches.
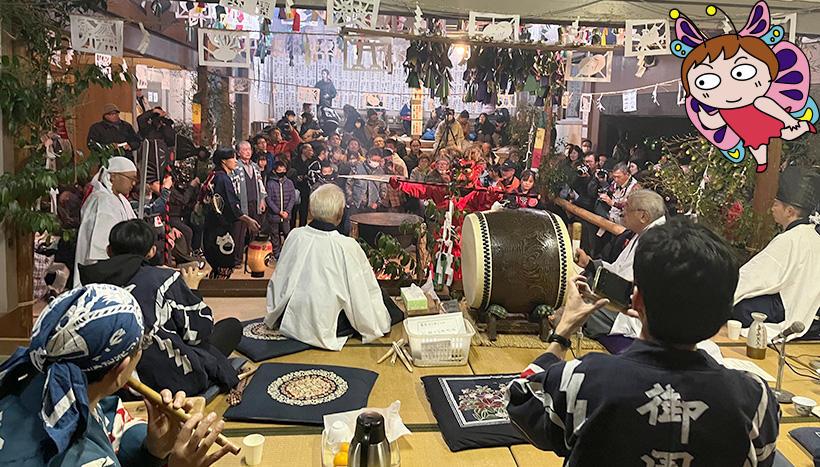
[461,209,573,314]
[247,237,272,278]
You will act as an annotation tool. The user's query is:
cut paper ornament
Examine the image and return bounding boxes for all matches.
[580,93,592,113]
[622,89,637,112]
[95,53,112,80]
[677,81,685,105]
[468,12,519,42]
[219,0,258,16]
[363,92,386,108]
[297,86,320,104]
[413,3,424,36]
[175,1,215,19]
[624,19,670,59]
[70,15,123,57]
[498,93,516,109]
[135,64,149,89]
[230,77,252,94]
[198,29,251,68]
[565,51,612,82]
[326,0,380,29]
[257,0,276,20]
[343,36,392,72]
[137,22,150,55]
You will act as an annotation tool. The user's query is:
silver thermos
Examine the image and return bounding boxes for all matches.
[348,412,391,467]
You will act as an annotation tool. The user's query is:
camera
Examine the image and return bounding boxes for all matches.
[577,165,590,176]
[595,168,609,180]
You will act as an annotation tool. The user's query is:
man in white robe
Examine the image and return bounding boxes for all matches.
[264,184,390,350]
[575,189,666,338]
[733,167,820,341]
[74,156,137,287]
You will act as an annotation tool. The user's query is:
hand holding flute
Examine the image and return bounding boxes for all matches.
[128,378,240,466]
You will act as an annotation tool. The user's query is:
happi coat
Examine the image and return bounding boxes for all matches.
[0,375,162,467]
[505,339,780,467]
[734,221,820,340]
[263,223,390,350]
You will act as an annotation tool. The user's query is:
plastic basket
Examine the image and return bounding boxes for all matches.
[403,316,475,367]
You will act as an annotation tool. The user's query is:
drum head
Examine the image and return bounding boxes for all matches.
[461,212,488,310]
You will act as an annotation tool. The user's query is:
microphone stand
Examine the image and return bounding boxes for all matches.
[773,336,794,403]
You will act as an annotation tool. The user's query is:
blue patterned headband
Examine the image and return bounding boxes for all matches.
[0,284,144,459]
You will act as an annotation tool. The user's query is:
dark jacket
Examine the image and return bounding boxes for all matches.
[86,119,141,153]
[168,184,198,218]
[209,170,243,225]
[403,151,420,174]
[315,78,337,107]
[265,175,296,220]
[79,255,239,395]
[507,339,780,467]
[137,111,176,147]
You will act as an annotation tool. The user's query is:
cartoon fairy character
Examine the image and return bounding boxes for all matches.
[670,1,818,172]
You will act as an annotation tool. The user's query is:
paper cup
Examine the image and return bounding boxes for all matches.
[243,434,265,466]
[726,320,742,340]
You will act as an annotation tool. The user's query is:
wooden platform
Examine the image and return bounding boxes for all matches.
[165,298,820,466]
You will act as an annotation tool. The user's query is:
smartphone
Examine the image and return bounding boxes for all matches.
[590,266,633,313]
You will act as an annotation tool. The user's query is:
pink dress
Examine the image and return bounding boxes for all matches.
[719,104,785,149]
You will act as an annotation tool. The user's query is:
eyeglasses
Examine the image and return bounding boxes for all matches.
[112,172,139,184]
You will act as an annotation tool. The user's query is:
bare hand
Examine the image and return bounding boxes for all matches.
[554,275,609,338]
[163,175,174,190]
[123,144,132,151]
[144,390,196,459]
[190,177,201,188]
[167,412,230,467]
[574,248,591,268]
[181,264,205,290]
[599,193,612,206]
[260,200,266,213]
[280,211,289,219]
[370,203,378,210]
[245,217,261,236]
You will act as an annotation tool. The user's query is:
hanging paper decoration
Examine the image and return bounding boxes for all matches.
[413,3,424,36]
[498,93,516,109]
[343,36,392,72]
[596,96,605,111]
[622,89,637,112]
[580,93,592,113]
[651,84,659,106]
[175,1,214,19]
[70,15,123,57]
[624,19,670,59]
[326,0,380,29]
[94,53,112,80]
[363,93,386,108]
[565,51,612,82]
[161,69,171,90]
[197,29,251,68]
[676,80,685,105]
[219,0,258,15]
[137,22,150,55]
[561,91,572,109]
[317,38,336,61]
[257,0,276,20]
[467,12,519,42]
[296,86,320,104]
[135,64,149,89]
[284,0,294,14]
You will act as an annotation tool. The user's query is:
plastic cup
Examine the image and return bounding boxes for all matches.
[726,320,742,340]
[243,434,265,466]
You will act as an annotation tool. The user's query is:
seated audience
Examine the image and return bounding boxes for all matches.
[79,220,241,396]
[732,167,820,339]
[499,159,520,193]
[0,284,229,466]
[474,113,494,143]
[507,218,780,466]
[264,185,391,350]
[74,156,138,287]
[575,189,666,337]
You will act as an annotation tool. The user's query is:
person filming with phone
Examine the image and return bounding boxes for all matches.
[574,189,666,338]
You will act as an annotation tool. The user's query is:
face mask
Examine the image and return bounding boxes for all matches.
[368,160,380,169]
[323,173,337,181]
[275,172,287,178]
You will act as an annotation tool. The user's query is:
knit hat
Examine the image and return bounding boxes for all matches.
[107,156,137,174]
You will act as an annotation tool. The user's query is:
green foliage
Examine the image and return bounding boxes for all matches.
[0,0,128,235]
[357,233,417,281]
[404,40,453,104]
[641,135,778,249]
[508,106,542,158]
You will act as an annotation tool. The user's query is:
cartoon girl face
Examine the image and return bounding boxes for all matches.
[687,48,773,109]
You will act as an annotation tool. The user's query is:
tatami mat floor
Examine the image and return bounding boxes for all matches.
[200,297,820,467]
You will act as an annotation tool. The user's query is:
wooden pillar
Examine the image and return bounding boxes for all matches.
[195,66,209,146]
[218,75,233,146]
[750,139,781,249]
[0,26,33,351]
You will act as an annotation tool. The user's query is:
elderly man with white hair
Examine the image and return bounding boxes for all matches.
[575,189,667,338]
[74,156,138,287]
[264,184,391,350]
[229,140,267,267]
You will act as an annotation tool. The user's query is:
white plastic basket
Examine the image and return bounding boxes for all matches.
[403,315,475,367]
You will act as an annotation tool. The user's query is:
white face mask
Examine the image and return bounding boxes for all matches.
[368,160,380,169]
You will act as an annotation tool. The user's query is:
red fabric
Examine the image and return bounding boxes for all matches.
[719,104,785,150]
[266,127,301,160]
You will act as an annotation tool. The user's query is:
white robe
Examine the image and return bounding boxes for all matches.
[74,173,135,288]
[264,225,390,351]
[734,223,820,341]
[605,216,666,337]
